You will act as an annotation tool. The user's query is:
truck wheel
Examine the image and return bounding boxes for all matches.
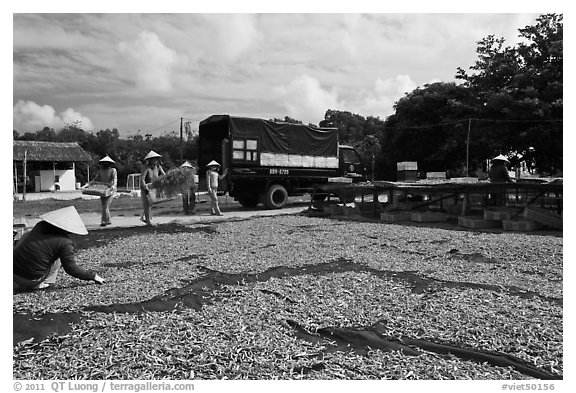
[264,184,288,209]
[237,195,259,208]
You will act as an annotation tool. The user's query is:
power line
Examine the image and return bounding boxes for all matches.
[384,117,562,130]
[386,119,467,130]
[140,119,181,134]
[472,118,562,123]
[143,116,562,133]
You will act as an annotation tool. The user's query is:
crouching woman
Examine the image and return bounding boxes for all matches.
[13,206,106,290]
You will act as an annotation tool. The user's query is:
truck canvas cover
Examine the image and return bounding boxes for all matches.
[200,115,339,168]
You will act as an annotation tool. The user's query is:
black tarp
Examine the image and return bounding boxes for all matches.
[200,115,338,156]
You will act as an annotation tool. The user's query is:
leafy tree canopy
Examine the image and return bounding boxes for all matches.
[386,13,562,177]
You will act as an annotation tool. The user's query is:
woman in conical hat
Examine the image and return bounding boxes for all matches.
[492,154,509,163]
[86,155,118,226]
[489,153,513,183]
[140,151,166,226]
[99,155,116,165]
[180,161,198,215]
[144,150,162,161]
[13,206,105,290]
[41,206,88,235]
[206,160,228,216]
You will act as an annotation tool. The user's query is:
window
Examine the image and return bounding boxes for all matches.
[341,149,361,164]
[232,138,259,162]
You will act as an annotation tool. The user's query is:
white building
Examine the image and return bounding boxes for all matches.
[13,141,92,193]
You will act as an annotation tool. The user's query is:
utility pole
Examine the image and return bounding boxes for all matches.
[23,150,27,201]
[180,117,184,164]
[466,117,471,177]
[372,153,375,182]
[14,163,18,200]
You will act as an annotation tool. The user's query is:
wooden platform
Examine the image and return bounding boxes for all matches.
[309,180,562,231]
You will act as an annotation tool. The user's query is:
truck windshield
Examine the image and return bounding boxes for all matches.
[341,149,361,164]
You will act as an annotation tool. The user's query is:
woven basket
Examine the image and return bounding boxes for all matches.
[82,183,112,197]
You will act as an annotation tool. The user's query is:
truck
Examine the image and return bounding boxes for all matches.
[198,115,366,209]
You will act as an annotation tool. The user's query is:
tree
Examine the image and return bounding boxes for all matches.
[321,110,360,144]
[184,122,196,141]
[383,82,475,176]
[57,124,97,151]
[356,135,381,181]
[270,116,303,124]
[456,13,562,174]
[35,127,57,141]
[318,110,390,179]
[380,14,562,178]
[94,128,120,157]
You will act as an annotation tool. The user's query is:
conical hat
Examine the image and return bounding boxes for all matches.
[144,150,162,160]
[492,154,509,162]
[206,160,220,167]
[99,155,115,164]
[39,206,88,235]
[180,161,193,168]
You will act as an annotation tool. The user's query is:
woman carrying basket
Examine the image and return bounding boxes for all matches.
[140,150,166,226]
[86,155,117,226]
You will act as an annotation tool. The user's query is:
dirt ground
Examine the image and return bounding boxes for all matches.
[12,190,563,380]
[13,213,563,380]
[12,192,310,219]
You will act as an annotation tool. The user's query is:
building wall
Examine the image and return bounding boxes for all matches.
[39,169,76,191]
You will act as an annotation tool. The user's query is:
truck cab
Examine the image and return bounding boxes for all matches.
[339,145,365,181]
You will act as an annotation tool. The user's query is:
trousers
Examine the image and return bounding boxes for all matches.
[208,190,221,215]
[13,258,62,289]
[100,191,115,224]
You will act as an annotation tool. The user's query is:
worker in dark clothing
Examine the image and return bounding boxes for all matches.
[13,206,105,290]
[488,154,513,207]
[489,154,514,183]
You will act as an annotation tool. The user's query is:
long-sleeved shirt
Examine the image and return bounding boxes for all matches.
[93,167,117,190]
[206,169,219,192]
[489,163,513,182]
[13,222,96,281]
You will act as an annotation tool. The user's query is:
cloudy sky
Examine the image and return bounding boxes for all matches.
[12,10,542,137]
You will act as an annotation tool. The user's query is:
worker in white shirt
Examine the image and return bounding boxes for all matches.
[205,160,227,216]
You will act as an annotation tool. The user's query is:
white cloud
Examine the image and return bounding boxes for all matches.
[275,75,343,124]
[202,14,260,61]
[12,14,544,134]
[118,31,179,92]
[375,75,417,98]
[13,100,94,132]
[59,108,95,131]
[355,75,418,119]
